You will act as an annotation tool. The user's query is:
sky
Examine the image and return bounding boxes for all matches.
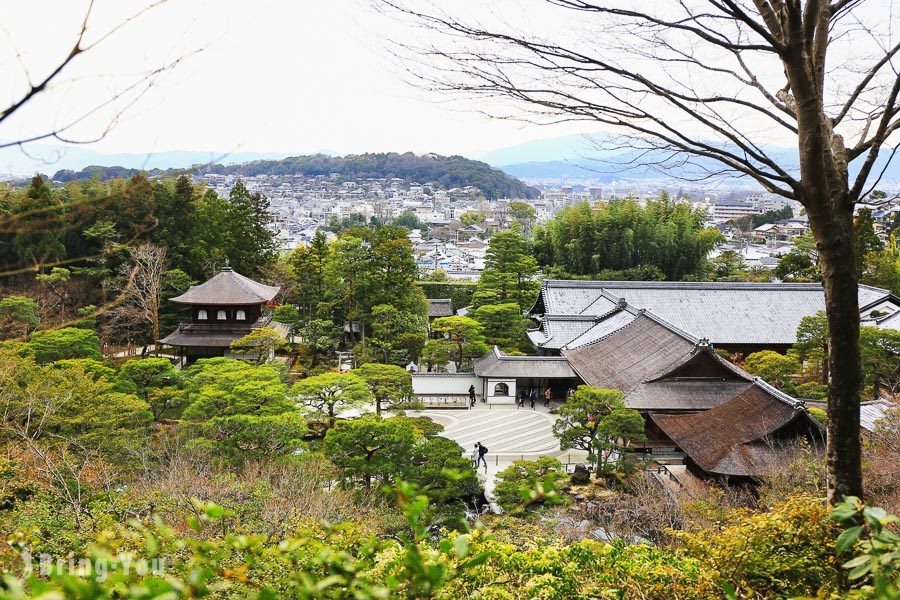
[0,0,586,160]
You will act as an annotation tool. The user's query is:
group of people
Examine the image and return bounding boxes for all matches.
[471,442,488,469]
[515,387,554,409]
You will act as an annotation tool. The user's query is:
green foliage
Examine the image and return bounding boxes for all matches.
[288,229,330,319]
[229,327,286,363]
[674,495,840,597]
[469,303,531,353]
[417,281,476,312]
[855,209,885,278]
[831,496,900,596]
[115,358,181,421]
[427,316,489,371]
[862,235,900,294]
[0,295,40,338]
[188,412,307,465]
[775,231,822,282]
[795,310,829,384]
[460,211,486,226]
[193,152,538,200]
[533,197,721,280]
[180,358,302,464]
[493,457,570,514]
[393,209,428,232]
[472,230,539,311]
[324,414,417,489]
[272,304,301,332]
[1,175,277,284]
[0,351,152,457]
[552,386,644,478]
[319,226,428,346]
[297,318,340,366]
[744,350,800,392]
[710,249,747,280]
[363,303,427,366]
[293,371,373,425]
[354,363,418,414]
[859,326,900,399]
[727,205,794,230]
[808,406,829,425]
[795,381,828,400]
[26,328,101,363]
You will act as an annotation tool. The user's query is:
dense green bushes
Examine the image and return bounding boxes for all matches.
[2,493,884,599]
[418,281,477,311]
[533,196,722,280]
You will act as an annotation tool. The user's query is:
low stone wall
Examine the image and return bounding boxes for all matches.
[412,373,481,408]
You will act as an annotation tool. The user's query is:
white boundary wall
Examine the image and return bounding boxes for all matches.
[412,373,480,396]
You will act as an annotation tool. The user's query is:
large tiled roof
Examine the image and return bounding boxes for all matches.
[526,315,601,349]
[624,380,754,411]
[650,382,822,477]
[170,267,280,306]
[530,280,896,347]
[473,346,576,379]
[562,313,696,391]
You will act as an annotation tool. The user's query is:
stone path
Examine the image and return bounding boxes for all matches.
[410,404,589,501]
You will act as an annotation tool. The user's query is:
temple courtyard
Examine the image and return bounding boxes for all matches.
[410,404,589,498]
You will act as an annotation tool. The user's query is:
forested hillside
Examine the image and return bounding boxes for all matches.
[51,152,539,200]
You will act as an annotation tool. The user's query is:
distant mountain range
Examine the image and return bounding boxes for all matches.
[482,133,900,186]
[4,133,897,190]
[0,142,295,177]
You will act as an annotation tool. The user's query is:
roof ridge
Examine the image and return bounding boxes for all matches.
[752,377,805,410]
[562,308,650,350]
[541,279,827,291]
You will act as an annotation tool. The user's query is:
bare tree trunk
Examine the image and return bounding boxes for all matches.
[812,208,863,500]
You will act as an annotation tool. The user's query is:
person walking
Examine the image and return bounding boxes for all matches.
[543,386,552,408]
[471,443,480,467]
[517,389,525,409]
[477,442,488,469]
[468,384,476,408]
[529,387,536,410]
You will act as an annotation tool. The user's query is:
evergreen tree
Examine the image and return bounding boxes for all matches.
[473,230,539,310]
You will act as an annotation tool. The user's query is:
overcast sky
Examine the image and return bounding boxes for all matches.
[0,0,587,159]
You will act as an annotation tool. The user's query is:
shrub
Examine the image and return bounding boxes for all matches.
[673,495,840,597]
[493,457,570,514]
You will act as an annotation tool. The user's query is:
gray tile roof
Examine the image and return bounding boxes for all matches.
[563,310,637,350]
[860,400,896,432]
[473,346,576,379]
[428,299,455,318]
[527,315,599,349]
[531,280,897,347]
[171,267,280,306]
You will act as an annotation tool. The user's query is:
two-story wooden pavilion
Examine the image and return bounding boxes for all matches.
[158,265,284,365]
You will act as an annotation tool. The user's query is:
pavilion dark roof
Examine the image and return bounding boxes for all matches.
[170,267,280,306]
[649,383,822,477]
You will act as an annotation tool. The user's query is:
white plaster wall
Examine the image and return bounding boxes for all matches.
[412,374,480,395]
[485,378,517,404]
